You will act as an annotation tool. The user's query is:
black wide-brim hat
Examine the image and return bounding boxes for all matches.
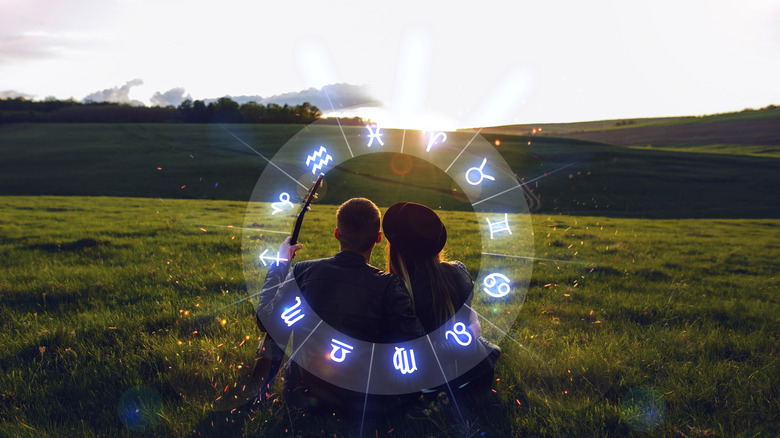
[383,202,447,259]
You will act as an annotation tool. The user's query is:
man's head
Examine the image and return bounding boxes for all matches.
[335,198,382,253]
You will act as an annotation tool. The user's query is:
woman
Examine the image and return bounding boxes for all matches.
[382,202,499,392]
[382,201,480,335]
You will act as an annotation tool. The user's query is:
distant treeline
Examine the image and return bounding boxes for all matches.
[0,97,366,125]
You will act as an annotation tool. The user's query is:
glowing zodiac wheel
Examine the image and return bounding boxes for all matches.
[241,120,533,395]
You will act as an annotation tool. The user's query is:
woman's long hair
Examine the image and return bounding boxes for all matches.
[387,244,457,327]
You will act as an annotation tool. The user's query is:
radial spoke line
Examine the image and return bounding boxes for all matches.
[219,125,308,190]
[472,161,579,206]
[193,224,291,235]
[359,343,376,438]
[426,335,465,424]
[463,304,524,349]
[323,88,354,158]
[481,252,590,265]
[400,129,406,153]
[444,128,483,173]
[518,161,579,186]
[211,277,297,315]
[284,320,324,369]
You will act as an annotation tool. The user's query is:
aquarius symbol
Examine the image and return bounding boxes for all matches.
[306,146,332,174]
[329,339,354,363]
[465,158,496,186]
[393,347,418,375]
[271,192,294,215]
[483,273,511,298]
[259,249,288,267]
[280,296,304,327]
[365,125,384,147]
[445,322,473,347]
[425,131,447,152]
[486,213,512,239]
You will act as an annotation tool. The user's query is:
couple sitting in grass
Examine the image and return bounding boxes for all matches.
[256,198,500,416]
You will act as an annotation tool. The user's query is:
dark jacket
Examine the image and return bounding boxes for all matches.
[256,251,424,413]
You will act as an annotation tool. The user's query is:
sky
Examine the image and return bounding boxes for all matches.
[1,0,779,130]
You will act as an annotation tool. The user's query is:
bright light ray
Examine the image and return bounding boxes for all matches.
[472,162,579,206]
[359,343,376,438]
[392,27,433,128]
[465,64,536,128]
[481,252,592,265]
[294,38,339,89]
[426,335,465,424]
[400,129,406,153]
[219,125,308,190]
[444,128,483,173]
[323,87,354,158]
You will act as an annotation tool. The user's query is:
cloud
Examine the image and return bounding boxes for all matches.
[0,90,36,99]
[214,83,381,112]
[150,87,191,107]
[82,79,144,105]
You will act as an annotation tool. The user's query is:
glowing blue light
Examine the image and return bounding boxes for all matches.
[329,339,354,362]
[259,249,288,267]
[621,386,666,432]
[365,125,384,147]
[425,131,447,152]
[483,273,511,298]
[445,322,473,346]
[117,386,163,432]
[281,296,304,327]
[465,157,496,186]
[305,146,333,174]
[393,347,418,375]
[486,213,512,239]
[271,192,294,215]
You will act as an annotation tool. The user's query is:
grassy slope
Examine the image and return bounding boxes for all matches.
[0,196,777,437]
[1,123,778,218]
[480,106,780,157]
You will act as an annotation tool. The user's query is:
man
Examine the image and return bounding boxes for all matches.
[255,197,424,413]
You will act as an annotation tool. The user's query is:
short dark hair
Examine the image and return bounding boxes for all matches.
[336,198,381,252]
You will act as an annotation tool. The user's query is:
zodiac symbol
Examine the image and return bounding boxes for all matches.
[259,249,288,267]
[445,322,473,346]
[483,273,511,298]
[329,339,354,363]
[365,125,384,147]
[393,347,418,375]
[280,296,304,327]
[271,192,294,215]
[465,158,495,186]
[425,131,447,152]
[486,213,512,239]
[306,146,332,174]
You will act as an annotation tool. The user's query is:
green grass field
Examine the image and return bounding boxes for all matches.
[0,196,777,437]
[0,120,778,436]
